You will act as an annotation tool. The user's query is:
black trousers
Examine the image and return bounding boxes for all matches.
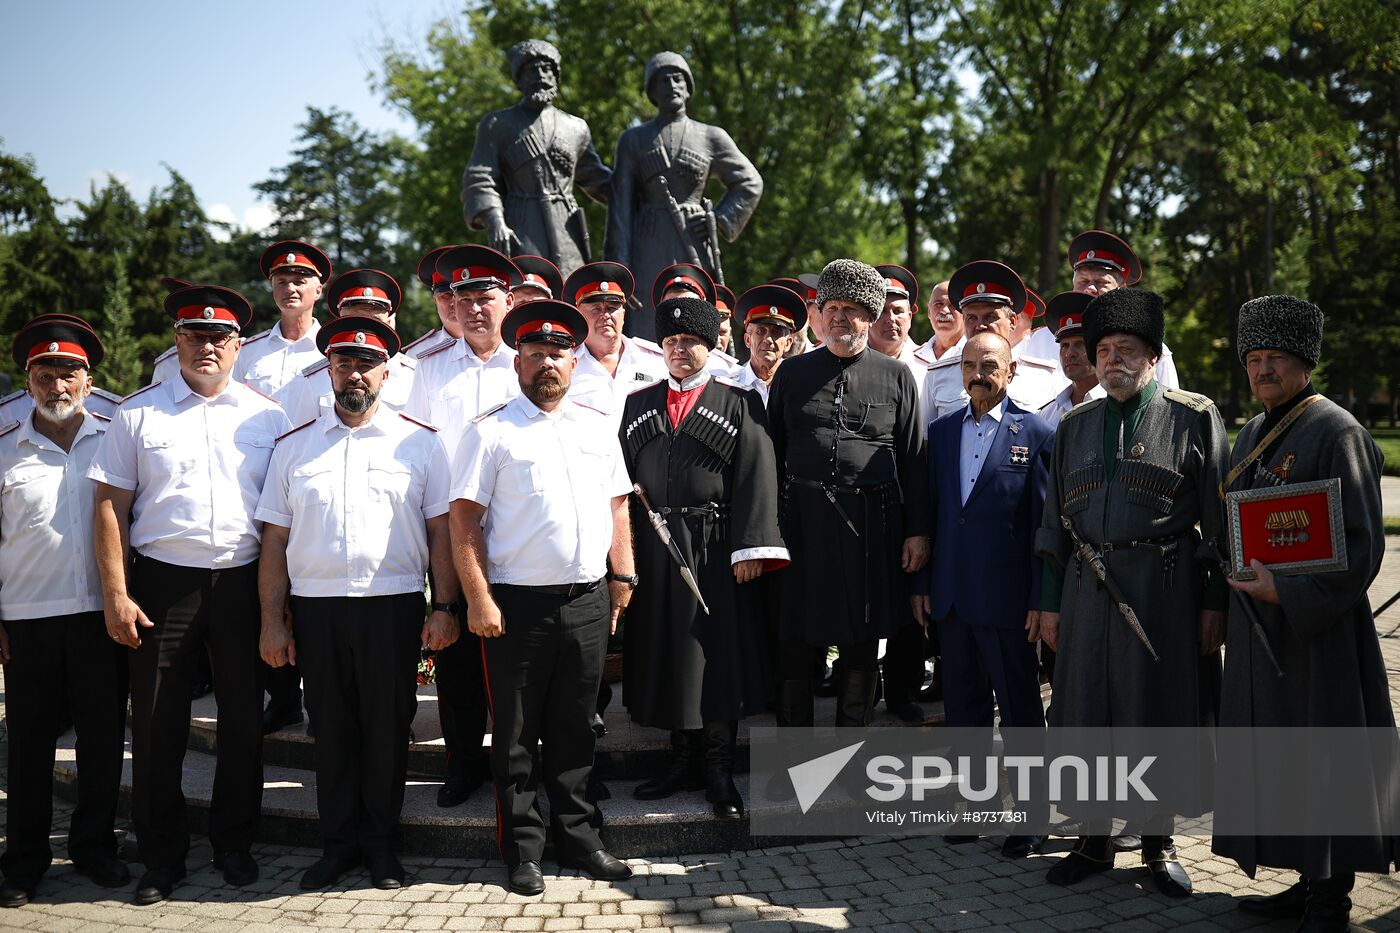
[434,617,488,781]
[292,593,422,858]
[1,612,126,884]
[128,555,264,869]
[483,583,608,867]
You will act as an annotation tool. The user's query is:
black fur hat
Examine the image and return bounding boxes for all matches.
[1236,295,1323,368]
[655,296,720,350]
[1083,288,1164,362]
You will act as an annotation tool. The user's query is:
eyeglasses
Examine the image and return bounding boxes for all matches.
[176,331,238,348]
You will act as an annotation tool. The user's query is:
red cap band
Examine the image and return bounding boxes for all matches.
[575,280,623,304]
[338,285,392,308]
[270,252,320,275]
[453,266,509,289]
[1074,249,1126,273]
[885,278,910,297]
[959,281,1013,306]
[1059,313,1082,330]
[175,304,241,326]
[517,273,552,296]
[326,329,391,357]
[664,275,703,295]
[745,306,795,328]
[715,299,731,315]
[27,340,89,366]
[515,320,574,342]
[805,288,818,301]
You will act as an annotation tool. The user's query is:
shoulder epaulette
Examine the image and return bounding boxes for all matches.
[418,339,455,361]
[630,338,663,356]
[472,402,508,423]
[0,421,20,438]
[927,354,961,371]
[1162,387,1213,412]
[90,411,112,423]
[242,328,272,345]
[712,348,738,366]
[90,387,122,402]
[1018,354,1058,371]
[153,345,177,364]
[398,412,437,432]
[121,382,161,404]
[912,347,933,365]
[276,419,317,442]
[301,359,331,377]
[395,353,417,371]
[626,377,664,395]
[571,398,608,416]
[1060,397,1106,423]
[1,389,25,405]
[401,329,441,353]
[243,382,277,403]
[714,376,746,391]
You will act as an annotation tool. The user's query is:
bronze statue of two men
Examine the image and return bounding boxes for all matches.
[462,42,763,342]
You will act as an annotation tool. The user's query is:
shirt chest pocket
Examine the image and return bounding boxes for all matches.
[853,401,895,441]
[142,433,198,474]
[290,464,340,509]
[3,462,56,528]
[232,432,276,474]
[367,459,416,508]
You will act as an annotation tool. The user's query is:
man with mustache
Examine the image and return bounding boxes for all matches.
[918,279,968,428]
[1036,288,1228,898]
[0,317,128,908]
[767,259,929,729]
[606,52,763,342]
[730,284,806,406]
[462,40,611,279]
[405,245,522,809]
[450,300,636,897]
[90,285,292,904]
[564,261,669,428]
[1036,292,1106,429]
[912,331,1052,856]
[257,316,458,892]
[1212,296,1397,933]
[620,296,787,820]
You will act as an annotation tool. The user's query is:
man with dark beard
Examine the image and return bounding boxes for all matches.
[257,317,458,891]
[462,40,611,279]
[0,316,129,908]
[450,300,636,897]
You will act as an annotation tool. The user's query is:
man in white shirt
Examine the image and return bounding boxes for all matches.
[257,317,458,892]
[564,261,667,427]
[1036,292,1106,429]
[730,284,806,406]
[450,299,635,897]
[0,317,128,908]
[869,264,927,384]
[0,316,122,424]
[404,244,521,808]
[919,280,968,428]
[89,284,291,905]
[401,245,463,359]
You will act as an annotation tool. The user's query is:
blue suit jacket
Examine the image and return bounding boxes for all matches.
[916,398,1053,628]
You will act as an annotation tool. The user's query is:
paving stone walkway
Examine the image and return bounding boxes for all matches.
[2,539,1398,932]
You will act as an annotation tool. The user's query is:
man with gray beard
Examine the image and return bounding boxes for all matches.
[0,316,129,908]
[462,40,612,279]
[1036,288,1228,897]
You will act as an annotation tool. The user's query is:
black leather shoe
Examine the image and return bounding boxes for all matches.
[508,860,545,896]
[73,855,131,888]
[1001,835,1045,859]
[1144,847,1192,898]
[1113,833,1144,852]
[133,866,184,905]
[944,835,980,845]
[635,731,704,800]
[262,704,304,735]
[1239,878,1308,916]
[0,879,35,908]
[213,851,258,887]
[560,849,632,882]
[366,853,404,890]
[436,775,480,808]
[300,854,360,890]
[1046,837,1114,887]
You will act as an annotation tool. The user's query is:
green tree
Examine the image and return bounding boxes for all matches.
[101,252,143,394]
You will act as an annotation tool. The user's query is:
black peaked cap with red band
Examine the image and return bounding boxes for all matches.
[417,246,458,294]
[736,284,807,333]
[316,316,401,362]
[435,245,521,293]
[261,240,332,281]
[164,284,254,331]
[874,263,919,310]
[563,261,634,306]
[714,284,736,319]
[501,299,588,350]
[652,262,715,309]
[327,269,402,317]
[1046,291,1093,339]
[947,260,1028,313]
[512,255,564,301]
[1067,230,1142,285]
[11,316,106,370]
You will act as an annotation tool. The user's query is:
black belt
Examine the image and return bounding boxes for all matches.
[657,502,727,516]
[786,475,882,496]
[1098,533,1187,554]
[498,578,605,599]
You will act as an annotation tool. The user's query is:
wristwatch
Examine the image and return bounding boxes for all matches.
[607,573,640,589]
[431,600,460,614]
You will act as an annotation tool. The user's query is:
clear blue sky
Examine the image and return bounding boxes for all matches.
[1,0,457,229]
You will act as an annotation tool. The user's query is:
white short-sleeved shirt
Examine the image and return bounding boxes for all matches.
[276,353,417,427]
[87,376,291,569]
[920,336,968,430]
[405,338,519,461]
[1007,342,1070,413]
[256,405,450,598]
[0,388,121,425]
[567,337,668,430]
[231,319,324,397]
[451,395,631,586]
[0,411,108,619]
